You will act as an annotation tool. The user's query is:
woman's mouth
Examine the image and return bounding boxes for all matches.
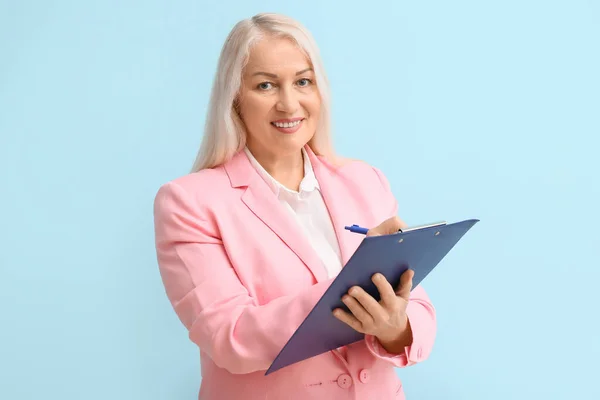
[271,118,304,134]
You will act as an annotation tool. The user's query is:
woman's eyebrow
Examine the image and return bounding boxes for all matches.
[251,68,313,78]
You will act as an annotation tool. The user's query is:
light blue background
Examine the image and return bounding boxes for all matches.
[1,1,598,399]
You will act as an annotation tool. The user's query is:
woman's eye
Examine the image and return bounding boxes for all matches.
[258,82,273,90]
[297,78,312,87]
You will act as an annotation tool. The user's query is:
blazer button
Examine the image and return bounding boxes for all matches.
[359,369,371,383]
[337,373,353,389]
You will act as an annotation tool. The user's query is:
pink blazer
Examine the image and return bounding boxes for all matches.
[153,146,436,400]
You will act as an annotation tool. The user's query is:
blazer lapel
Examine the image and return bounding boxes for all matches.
[224,150,328,283]
[306,147,365,267]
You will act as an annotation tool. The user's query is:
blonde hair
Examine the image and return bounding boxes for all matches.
[190,12,336,172]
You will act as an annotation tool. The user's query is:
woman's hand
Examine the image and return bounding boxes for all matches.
[333,217,414,353]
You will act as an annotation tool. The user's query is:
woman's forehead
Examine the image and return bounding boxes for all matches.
[245,37,311,74]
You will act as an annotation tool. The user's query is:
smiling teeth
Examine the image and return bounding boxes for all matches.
[273,120,301,128]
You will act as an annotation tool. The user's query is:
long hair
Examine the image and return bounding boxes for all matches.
[190,13,336,172]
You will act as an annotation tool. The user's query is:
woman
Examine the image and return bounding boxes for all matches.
[153,12,436,400]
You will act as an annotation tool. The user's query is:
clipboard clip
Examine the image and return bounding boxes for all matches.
[398,221,446,233]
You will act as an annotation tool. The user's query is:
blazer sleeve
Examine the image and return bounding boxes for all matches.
[153,180,334,375]
[364,167,438,368]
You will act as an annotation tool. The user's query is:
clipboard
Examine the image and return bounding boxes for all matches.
[265,218,479,375]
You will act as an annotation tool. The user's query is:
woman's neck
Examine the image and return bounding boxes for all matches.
[247,145,305,192]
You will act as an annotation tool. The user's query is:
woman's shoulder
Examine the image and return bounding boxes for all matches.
[319,154,393,190]
[167,166,229,188]
[153,167,232,214]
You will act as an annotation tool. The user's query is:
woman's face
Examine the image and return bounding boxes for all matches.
[237,36,321,159]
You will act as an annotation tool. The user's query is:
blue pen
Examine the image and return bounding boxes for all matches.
[344,224,369,235]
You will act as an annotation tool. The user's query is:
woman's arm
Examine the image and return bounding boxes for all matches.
[153,181,333,375]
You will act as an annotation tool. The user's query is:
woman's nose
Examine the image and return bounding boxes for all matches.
[275,87,299,113]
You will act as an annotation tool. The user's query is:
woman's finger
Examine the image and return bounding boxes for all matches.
[348,286,387,324]
[333,308,363,332]
[396,269,414,300]
[372,273,397,309]
[366,216,408,237]
[342,293,373,327]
